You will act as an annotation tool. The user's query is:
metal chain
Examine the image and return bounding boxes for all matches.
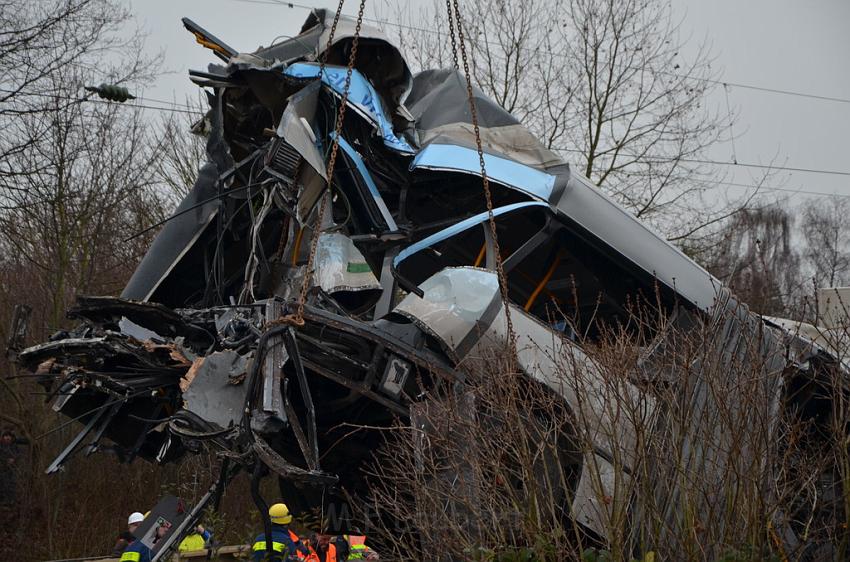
[450,0,518,356]
[283,0,367,327]
[444,0,459,68]
[319,0,346,71]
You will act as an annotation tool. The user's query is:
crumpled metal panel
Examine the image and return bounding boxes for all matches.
[393,267,499,354]
[283,63,415,153]
[276,81,327,180]
[121,162,220,303]
[407,68,563,169]
[411,143,556,200]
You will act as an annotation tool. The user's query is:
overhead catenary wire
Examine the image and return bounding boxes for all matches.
[0,87,203,115]
[3,87,848,197]
[551,145,850,178]
[715,180,850,199]
[4,13,849,195]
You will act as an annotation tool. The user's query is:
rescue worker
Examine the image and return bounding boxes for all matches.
[311,533,341,562]
[345,534,378,560]
[252,502,311,561]
[121,518,167,562]
[112,511,145,556]
[119,538,153,562]
[178,522,212,552]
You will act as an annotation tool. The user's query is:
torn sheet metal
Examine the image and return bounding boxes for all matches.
[411,143,556,200]
[277,81,327,180]
[181,350,249,431]
[284,63,415,153]
[406,68,562,169]
[121,162,220,303]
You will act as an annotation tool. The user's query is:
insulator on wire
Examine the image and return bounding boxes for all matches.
[84,83,136,103]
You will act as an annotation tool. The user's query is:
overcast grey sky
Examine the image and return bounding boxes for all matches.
[126,0,850,203]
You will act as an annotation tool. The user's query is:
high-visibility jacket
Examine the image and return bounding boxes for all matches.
[315,543,337,562]
[297,541,320,562]
[178,532,206,552]
[252,525,309,561]
[347,535,368,559]
[120,541,153,562]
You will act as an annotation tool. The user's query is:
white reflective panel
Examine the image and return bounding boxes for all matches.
[393,267,499,351]
[313,232,381,294]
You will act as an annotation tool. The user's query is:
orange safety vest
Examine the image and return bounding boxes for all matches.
[347,535,368,559]
[316,543,337,562]
[290,529,322,562]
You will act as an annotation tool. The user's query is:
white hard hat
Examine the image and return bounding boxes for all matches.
[128,512,145,525]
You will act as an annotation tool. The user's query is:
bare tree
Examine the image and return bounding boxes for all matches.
[704,204,803,317]
[155,95,208,206]
[0,0,155,179]
[800,196,850,289]
[0,76,166,327]
[382,0,758,245]
[0,3,174,558]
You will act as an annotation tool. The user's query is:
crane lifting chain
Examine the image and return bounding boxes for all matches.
[446,0,519,360]
[273,0,367,328]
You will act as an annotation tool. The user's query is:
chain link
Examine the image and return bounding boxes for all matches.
[281,0,367,327]
[319,0,346,71]
[444,0,459,69]
[449,0,517,357]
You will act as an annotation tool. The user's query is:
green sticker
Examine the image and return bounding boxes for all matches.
[346,262,371,274]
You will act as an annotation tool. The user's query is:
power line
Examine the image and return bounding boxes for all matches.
[5,87,850,194]
[704,78,850,105]
[237,0,850,106]
[555,146,850,178]
[6,86,850,193]
[682,158,850,178]
[715,180,850,199]
[0,87,202,115]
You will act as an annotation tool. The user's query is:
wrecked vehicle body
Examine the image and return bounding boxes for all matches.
[15,9,845,559]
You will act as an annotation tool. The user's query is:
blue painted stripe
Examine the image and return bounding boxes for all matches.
[411,144,555,201]
[394,201,549,267]
[283,63,415,154]
[331,132,398,230]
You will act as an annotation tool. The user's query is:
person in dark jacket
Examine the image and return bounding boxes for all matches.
[119,538,153,562]
[112,511,145,556]
[252,503,311,562]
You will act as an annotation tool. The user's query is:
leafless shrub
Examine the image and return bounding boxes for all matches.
[354,300,847,561]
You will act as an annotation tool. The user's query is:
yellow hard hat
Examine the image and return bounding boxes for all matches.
[269,503,292,525]
[143,511,150,519]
